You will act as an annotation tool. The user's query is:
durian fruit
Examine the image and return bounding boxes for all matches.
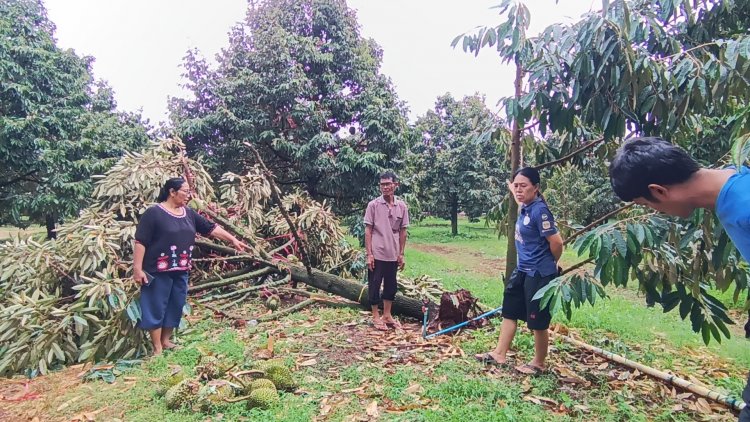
[255,358,286,370]
[196,355,226,380]
[255,360,296,391]
[248,378,276,393]
[196,380,235,411]
[246,387,280,409]
[265,294,280,311]
[164,379,200,410]
[155,369,186,397]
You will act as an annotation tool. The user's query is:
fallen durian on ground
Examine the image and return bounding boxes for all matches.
[164,379,201,410]
[155,369,186,397]
[248,378,276,393]
[246,387,280,409]
[197,380,236,411]
[254,359,297,391]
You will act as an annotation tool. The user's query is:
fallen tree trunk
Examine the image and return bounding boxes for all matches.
[195,240,427,319]
[287,265,425,319]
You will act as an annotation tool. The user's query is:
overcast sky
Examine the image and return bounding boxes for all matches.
[45,0,597,124]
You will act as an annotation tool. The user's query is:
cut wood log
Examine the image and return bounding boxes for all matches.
[287,265,425,319]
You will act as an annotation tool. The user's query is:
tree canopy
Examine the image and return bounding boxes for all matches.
[0,0,151,237]
[406,93,505,235]
[170,0,408,215]
[454,0,750,343]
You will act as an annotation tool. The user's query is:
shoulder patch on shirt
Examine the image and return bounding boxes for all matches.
[541,213,549,220]
[542,221,551,230]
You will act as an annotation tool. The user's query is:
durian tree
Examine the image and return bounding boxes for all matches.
[405,93,506,236]
[0,0,151,237]
[454,0,750,343]
[169,0,408,216]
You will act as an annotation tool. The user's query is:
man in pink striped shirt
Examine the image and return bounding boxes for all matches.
[364,171,410,331]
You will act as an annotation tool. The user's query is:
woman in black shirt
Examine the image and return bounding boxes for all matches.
[133,177,247,355]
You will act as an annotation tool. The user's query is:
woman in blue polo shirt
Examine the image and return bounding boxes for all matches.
[475,167,563,375]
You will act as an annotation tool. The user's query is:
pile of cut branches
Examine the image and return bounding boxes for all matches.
[0,139,435,376]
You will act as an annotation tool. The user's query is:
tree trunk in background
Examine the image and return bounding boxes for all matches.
[504,62,523,284]
[45,214,57,239]
[450,196,458,236]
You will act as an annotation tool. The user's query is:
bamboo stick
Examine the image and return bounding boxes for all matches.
[219,291,252,310]
[189,266,277,293]
[197,276,291,303]
[193,267,255,286]
[555,333,746,412]
[195,239,278,269]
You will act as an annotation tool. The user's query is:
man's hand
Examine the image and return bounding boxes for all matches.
[398,254,405,271]
[367,254,375,271]
[133,268,148,285]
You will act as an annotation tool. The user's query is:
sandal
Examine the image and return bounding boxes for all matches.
[384,319,402,329]
[474,353,509,367]
[372,321,388,331]
[515,363,545,376]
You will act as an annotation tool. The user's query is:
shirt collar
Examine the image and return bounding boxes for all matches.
[520,197,543,213]
[376,195,399,205]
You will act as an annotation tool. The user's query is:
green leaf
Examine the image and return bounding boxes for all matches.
[701,321,711,345]
[634,224,645,244]
[679,295,693,320]
[715,318,731,340]
[612,230,627,257]
[731,133,750,168]
[690,302,702,333]
[662,292,680,313]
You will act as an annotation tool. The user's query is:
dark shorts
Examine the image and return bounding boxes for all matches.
[740,372,750,421]
[501,269,556,330]
[368,260,398,306]
[139,271,189,330]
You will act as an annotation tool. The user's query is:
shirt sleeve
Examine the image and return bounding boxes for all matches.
[190,208,217,236]
[363,202,374,226]
[134,206,157,247]
[536,205,558,237]
[401,202,410,228]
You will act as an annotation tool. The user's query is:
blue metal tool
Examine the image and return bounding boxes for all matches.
[422,305,503,339]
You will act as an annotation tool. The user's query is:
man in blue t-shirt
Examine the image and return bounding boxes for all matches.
[609,137,750,421]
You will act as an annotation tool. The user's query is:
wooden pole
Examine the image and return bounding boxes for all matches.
[555,333,746,412]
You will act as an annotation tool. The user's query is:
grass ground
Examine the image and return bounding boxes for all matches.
[0,217,747,421]
[0,225,45,240]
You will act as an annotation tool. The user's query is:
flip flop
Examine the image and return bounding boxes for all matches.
[384,319,402,329]
[515,363,545,375]
[474,353,509,367]
[372,321,388,331]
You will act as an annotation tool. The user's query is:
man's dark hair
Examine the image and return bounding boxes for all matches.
[379,171,398,183]
[609,137,701,201]
[157,177,186,202]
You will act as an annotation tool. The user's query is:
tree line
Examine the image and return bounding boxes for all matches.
[3,0,750,342]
